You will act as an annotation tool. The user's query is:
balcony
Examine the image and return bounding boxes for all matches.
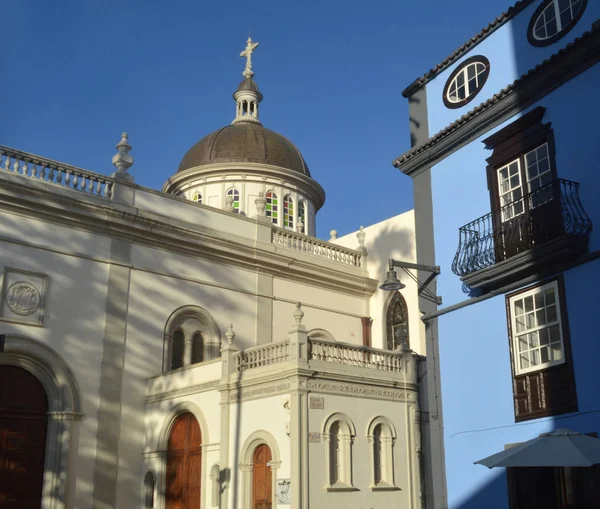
[452,179,592,291]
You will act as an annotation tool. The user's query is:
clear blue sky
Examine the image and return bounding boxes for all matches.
[2,0,512,239]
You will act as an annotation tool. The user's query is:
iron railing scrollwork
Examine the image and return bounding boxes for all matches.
[451,179,592,277]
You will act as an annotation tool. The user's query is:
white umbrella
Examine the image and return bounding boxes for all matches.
[475,429,600,468]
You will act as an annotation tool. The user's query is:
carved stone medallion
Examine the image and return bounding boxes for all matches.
[6,281,41,316]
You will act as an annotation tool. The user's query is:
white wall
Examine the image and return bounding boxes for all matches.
[334,210,426,355]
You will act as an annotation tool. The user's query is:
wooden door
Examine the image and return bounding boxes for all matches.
[0,365,48,509]
[252,444,272,509]
[165,412,201,509]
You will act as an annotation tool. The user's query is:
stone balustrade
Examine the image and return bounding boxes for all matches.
[235,337,404,374]
[309,338,403,372]
[271,227,363,267]
[0,146,113,198]
[235,340,291,371]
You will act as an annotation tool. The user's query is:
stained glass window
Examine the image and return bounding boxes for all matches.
[298,200,306,233]
[192,193,202,204]
[226,188,240,213]
[266,191,278,224]
[386,292,409,350]
[284,195,294,229]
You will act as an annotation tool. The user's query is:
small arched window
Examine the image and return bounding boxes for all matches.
[192,193,202,204]
[163,306,222,373]
[283,195,294,229]
[266,191,278,225]
[367,417,397,490]
[323,413,356,490]
[442,56,490,109]
[528,0,587,46]
[144,471,155,508]
[386,291,409,350]
[298,200,306,233]
[227,188,240,213]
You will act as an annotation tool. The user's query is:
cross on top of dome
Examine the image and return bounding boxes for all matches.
[240,36,259,79]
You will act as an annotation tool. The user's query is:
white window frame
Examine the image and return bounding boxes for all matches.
[446,61,488,104]
[266,190,279,225]
[283,194,294,230]
[323,413,357,491]
[226,187,240,213]
[497,159,525,223]
[367,417,398,491]
[298,199,306,233]
[532,0,584,41]
[509,280,566,375]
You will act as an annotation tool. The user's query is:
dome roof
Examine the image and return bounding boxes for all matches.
[235,78,261,94]
[177,122,311,176]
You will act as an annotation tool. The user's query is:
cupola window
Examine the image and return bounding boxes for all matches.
[266,191,279,225]
[192,193,202,204]
[298,200,306,234]
[528,0,587,46]
[442,56,490,109]
[283,195,294,230]
[227,188,240,213]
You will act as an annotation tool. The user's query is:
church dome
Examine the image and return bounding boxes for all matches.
[177,122,311,176]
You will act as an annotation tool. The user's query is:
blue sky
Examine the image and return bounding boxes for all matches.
[3,0,513,239]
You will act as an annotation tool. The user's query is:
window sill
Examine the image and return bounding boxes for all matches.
[326,483,359,492]
[370,483,401,492]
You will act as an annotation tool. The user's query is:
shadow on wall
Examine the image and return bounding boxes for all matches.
[454,471,509,509]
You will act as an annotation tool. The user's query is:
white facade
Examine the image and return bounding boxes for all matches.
[0,57,427,508]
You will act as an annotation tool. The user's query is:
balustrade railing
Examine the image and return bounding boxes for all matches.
[235,341,290,371]
[452,179,592,277]
[0,146,113,198]
[271,227,362,267]
[308,338,403,372]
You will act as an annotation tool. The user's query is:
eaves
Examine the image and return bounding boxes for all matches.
[394,24,600,177]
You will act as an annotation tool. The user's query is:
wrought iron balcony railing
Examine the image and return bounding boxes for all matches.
[452,179,592,277]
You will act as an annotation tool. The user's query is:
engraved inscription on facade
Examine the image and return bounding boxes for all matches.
[309,396,324,409]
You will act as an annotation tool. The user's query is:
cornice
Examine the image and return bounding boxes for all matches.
[394,25,600,176]
[161,162,326,210]
[0,173,375,297]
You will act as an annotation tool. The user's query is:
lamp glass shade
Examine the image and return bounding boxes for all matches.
[379,270,406,291]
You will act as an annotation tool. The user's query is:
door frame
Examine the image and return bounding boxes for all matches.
[1,335,82,509]
[240,431,281,509]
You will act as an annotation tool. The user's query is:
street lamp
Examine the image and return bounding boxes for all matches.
[379,259,442,305]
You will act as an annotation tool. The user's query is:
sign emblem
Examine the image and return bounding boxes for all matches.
[6,281,40,316]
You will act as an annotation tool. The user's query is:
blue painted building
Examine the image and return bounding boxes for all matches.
[394,1,600,507]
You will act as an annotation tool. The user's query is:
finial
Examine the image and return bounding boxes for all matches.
[357,226,367,254]
[225,195,235,212]
[329,230,338,241]
[225,324,235,344]
[240,36,259,78]
[112,132,134,173]
[254,191,267,219]
[293,302,304,325]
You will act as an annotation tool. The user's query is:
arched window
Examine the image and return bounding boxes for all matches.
[528,0,587,46]
[323,413,356,490]
[171,330,185,370]
[367,417,397,490]
[227,188,240,213]
[164,306,222,372]
[192,193,202,204]
[265,191,278,225]
[442,56,490,109]
[298,200,306,233]
[210,464,221,507]
[143,471,155,508]
[283,195,294,229]
[386,291,409,350]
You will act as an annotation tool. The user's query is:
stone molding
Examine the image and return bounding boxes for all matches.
[306,379,416,402]
[0,172,375,297]
[145,380,220,404]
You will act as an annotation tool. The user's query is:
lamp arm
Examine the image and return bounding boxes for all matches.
[388,259,440,274]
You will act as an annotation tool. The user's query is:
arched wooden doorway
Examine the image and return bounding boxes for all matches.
[0,365,48,508]
[252,444,272,509]
[165,412,202,509]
